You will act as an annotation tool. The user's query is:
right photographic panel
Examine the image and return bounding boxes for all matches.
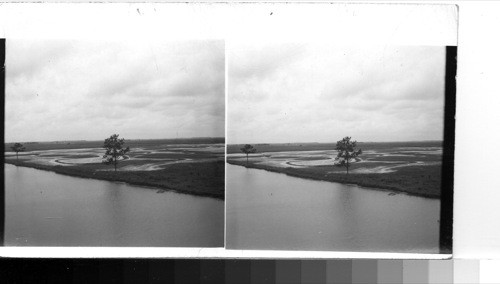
[226,43,455,254]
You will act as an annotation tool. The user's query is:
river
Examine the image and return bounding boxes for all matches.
[4,163,224,247]
[226,164,440,253]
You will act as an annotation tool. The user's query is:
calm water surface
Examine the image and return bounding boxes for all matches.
[226,164,440,253]
[5,163,224,247]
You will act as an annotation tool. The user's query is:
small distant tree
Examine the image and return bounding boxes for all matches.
[103,134,130,171]
[11,143,26,161]
[335,136,362,174]
[240,144,257,165]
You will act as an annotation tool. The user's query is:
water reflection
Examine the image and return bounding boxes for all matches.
[4,163,224,247]
[226,164,440,253]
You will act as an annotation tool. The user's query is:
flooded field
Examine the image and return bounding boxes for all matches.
[227,144,441,174]
[6,143,224,171]
[5,139,225,198]
[227,141,443,198]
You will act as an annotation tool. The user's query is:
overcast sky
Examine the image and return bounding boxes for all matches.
[228,43,446,144]
[6,40,224,143]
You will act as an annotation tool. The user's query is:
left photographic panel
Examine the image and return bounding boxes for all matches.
[4,39,225,247]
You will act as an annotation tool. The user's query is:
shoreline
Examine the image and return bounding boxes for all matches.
[5,160,224,200]
[227,160,440,199]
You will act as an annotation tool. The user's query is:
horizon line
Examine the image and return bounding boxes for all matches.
[5,136,226,144]
[227,140,444,145]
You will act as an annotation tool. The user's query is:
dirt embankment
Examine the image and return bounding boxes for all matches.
[6,159,225,200]
[227,159,440,199]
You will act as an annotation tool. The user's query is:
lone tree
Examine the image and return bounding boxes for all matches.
[240,144,257,165]
[335,136,362,174]
[103,134,130,171]
[11,143,26,161]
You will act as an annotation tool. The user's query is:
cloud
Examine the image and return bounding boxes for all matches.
[228,43,446,143]
[5,39,225,142]
[230,42,307,80]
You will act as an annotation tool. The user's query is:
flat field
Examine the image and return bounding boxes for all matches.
[5,138,225,199]
[227,141,443,198]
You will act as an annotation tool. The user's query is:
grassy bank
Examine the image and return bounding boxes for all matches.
[6,159,225,200]
[227,160,440,198]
